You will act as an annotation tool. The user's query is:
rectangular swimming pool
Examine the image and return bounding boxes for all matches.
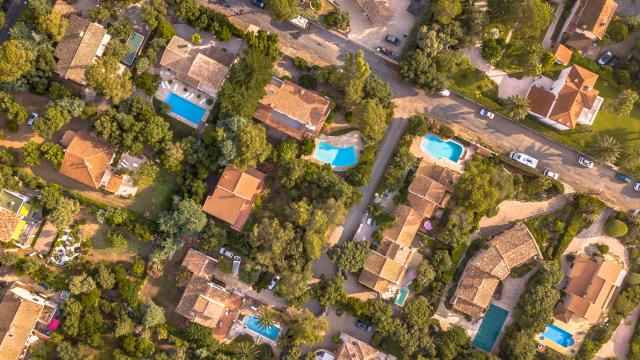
[121,32,144,66]
[165,92,206,127]
[540,324,575,348]
[473,304,509,352]
[244,315,281,341]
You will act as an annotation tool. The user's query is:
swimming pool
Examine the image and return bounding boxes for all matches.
[420,134,464,162]
[394,287,409,307]
[473,304,509,352]
[244,315,281,341]
[313,141,358,167]
[540,324,575,348]
[165,92,206,127]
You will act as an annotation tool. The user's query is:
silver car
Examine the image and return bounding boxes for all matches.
[577,157,594,168]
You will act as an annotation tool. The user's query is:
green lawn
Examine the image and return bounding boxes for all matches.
[129,169,178,217]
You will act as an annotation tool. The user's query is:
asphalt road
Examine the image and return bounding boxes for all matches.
[200,0,640,218]
[0,0,27,43]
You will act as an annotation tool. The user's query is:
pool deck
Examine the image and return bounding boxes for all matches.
[153,69,215,132]
[537,318,588,356]
[227,311,284,350]
[410,134,473,173]
[305,131,364,171]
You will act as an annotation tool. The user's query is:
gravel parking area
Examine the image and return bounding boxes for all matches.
[342,0,415,51]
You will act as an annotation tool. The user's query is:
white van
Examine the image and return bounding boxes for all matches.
[288,16,309,29]
[508,152,539,169]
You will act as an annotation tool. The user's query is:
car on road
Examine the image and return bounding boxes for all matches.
[577,157,594,168]
[268,275,281,290]
[508,152,539,169]
[597,51,613,65]
[385,34,401,46]
[438,89,451,96]
[375,46,397,59]
[543,170,559,179]
[608,55,621,67]
[219,247,233,258]
[232,256,241,275]
[615,172,632,183]
[356,320,373,332]
[288,15,309,29]
[631,209,640,215]
[251,0,265,7]
[26,112,37,126]
[366,217,373,225]
[479,108,495,119]
[635,182,640,191]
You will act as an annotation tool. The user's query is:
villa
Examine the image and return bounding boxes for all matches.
[0,283,59,360]
[563,0,618,49]
[175,249,244,339]
[159,36,230,98]
[54,15,111,85]
[0,189,33,246]
[202,165,266,231]
[254,78,331,140]
[526,65,604,130]
[358,205,420,298]
[408,160,461,219]
[317,332,396,360]
[554,255,626,325]
[451,223,542,318]
[59,131,137,196]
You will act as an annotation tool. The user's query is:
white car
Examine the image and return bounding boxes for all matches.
[366,217,373,225]
[26,112,38,126]
[577,157,594,168]
[232,256,241,275]
[543,170,559,180]
[219,247,233,258]
[438,89,451,97]
[268,275,281,290]
[479,108,495,119]
[509,152,539,169]
[635,182,640,192]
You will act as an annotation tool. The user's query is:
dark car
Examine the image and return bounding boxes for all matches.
[608,55,621,67]
[376,46,397,58]
[385,34,401,46]
[615,172,632,183]
[356,320,373,332]
[251,0,265,8]
[597,51,613,65]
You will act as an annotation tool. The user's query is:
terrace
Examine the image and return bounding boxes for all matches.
[49,230,85,266]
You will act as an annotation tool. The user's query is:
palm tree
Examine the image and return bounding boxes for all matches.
[256,307,276,330]
[590,134,622,164]
[507,95,530,121]
[233,340,260,360]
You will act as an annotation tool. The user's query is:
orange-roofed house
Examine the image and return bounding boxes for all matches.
[554,255,626,324]
[202,165,266,231]
[408,160,461,219]
[253,78,331,140]
[333,332,397,360]
[451,223,542,318]
[554,44,573,66]
[59,131,137,196]
[358,205,420,298]
[569,0,618,41]
[525,65,604,130]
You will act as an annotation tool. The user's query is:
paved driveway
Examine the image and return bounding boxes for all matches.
[310,306,374,353]
[342,0,415,51]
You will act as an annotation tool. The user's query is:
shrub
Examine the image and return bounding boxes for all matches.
[608,18,629,43]
[597,244,609,254]
[605,217,629,238]
[292,56,310,71]
[298,74,317,90]
[628,272,640,286]
[324,9,350,31]
[218,257,232,273]
[345,111,355,123]
[135,71,160,96]
[107,230,128,249]
[300,138,315,156]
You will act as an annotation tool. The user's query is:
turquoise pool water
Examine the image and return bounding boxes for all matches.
[473,304,509,352]
[394,287,409,306]
[245,315,281,341]
[420,134,464,162]
[540,325,574,348]
[165,92,206,126]
[121,32,144,66]
[313,141,358,167]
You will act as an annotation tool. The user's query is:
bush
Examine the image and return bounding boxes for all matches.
[292,56,310,71]
[324,9,350,31]
[605,217,629,238]
[608,18,629,43]
[345,111,355,123]
[597,244,609,254]
[627,272,640,286]
[218,257,232,273]
[135,71,160,96]
[298,74,317,90]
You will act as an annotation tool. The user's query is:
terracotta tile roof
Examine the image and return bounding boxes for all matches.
[159,36,229,96]
[576,0,618,39]
[104,174,123,194]
[558,255,625,323]
[354,0,393,26]
[253,78,331,140]
[182,249,218,277]
[175,275,243,338]
[59,131,115,190]
[452,223,541,318]
[54,15,109,84]
[0,290,44,360]
[381,204,420,248]
[0,209,20,243]
[358,250,411,293]
[202,165,266,231]
[408,160,459,217]
[59,130,77,148]
[407,194,438,218]
[415,161,461,192]
[554,44,573,65]
[527,86,556,119]
[335,332,396,360]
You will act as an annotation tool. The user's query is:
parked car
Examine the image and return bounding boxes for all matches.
[635,183,640,192]
[219,247,233,258]
[615,172,632,183]
[479,108,495,119]
[232,256,241,275]
[543,170,559,179]
[366,217,373,225]
[26,112,37,126]
[438,89,451,96]
[268,275,281,290]
[508,152,539,169]
[356,320,373,332]
[577,157,594,168]
[375,46,397,58]
[251,0,265,7]
[385,34,401,46]
[597,51,613,65]
[288,15,309,29]
[608,55,621,67]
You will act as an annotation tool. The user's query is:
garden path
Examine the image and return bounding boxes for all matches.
[479,193,572,229]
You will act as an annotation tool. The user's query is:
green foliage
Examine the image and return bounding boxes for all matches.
[158,196,207,237]
[50,196,80,229]
[107,230,128,249]
[0,40,34,82]
[286,308,328,346]
[34,104,71,138]
[266,0,300,22]
[608,17,629,42]
[68,273,97,295]
[135,71,160,96]
[172,0,240,39]
[23,141,42,166]
[218,257,233,273]
[611,89,638,116]
[367,203,396,229]
[85,52,133,103]
[132,161,159,187]
[314,275,346,307]
[96,264,115,289]
[605,217,629,237]
[298,74,317,90]
[0,91,28,123]
[432,0,462,24]
[142,301,166,329]
[343,51,371,104]
[330,240,370,272]
[156,19,176,40]
[191,33,202,44]
[324,9,350,30]
[482,37,503,64]
[412,260,436,292]
[40,142,64,168]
